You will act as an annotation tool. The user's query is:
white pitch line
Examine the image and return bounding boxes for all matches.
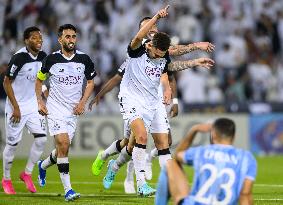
[0,191,152,198]
[12,181,283,187]
[255,199,283,201]
[0,192,282,201]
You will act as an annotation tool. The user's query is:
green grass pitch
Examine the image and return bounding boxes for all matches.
[0,156,283,205]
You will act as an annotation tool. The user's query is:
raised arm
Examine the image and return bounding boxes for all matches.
[175,123,212,163]
[168,57,214,72]
[168,42,215,56]
[130,5,169,50]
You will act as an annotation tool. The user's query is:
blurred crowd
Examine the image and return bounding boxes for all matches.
[1,0,283,114]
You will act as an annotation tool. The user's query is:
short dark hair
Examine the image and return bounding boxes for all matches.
[23,26,40,40]
[213,118,236,139]
[139,16,151,28]
[152,32,171,51]
[58,24,77,37]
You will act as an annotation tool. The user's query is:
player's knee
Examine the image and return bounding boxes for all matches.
[56,138,70,151]
[155,139,169,150]
[136,133,147,144]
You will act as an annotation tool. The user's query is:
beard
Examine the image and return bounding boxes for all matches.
[63,42,75,52]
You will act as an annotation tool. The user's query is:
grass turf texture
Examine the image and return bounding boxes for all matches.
[0,156,282,205]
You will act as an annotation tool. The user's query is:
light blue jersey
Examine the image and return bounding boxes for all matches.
[183,144,257,205]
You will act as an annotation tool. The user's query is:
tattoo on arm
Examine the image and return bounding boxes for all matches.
[169,44,198,56]
[168,60,196,72]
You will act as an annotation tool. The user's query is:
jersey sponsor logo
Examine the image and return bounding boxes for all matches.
[145,66,162,78]
[59,68,64,72]
[9,64,18,76]
[27,74,37,81]
[58,75,83,85]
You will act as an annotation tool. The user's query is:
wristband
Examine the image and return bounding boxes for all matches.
[172,98,178,104]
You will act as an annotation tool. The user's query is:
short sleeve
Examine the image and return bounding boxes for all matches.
[6,54,24,79]
[245,152,257,181]
[184,147,199,166]
[117,59,129,77]
[84,55,97,80]
[127,41,146,58]
[41,55,53,74]
[162,52,171,74]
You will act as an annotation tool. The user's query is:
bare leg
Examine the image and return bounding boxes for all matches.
[167,160,189,205]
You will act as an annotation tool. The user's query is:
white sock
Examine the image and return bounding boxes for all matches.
[113,147,132,172]
[25,137,47,174]
[125,160,135,182]
[158,148,172,168]
[3,144,17,179]
[57,157,72,193]
[132,144,147,187]
[101,140,122,161]
[41,149,57,170]
[146,148,158,163]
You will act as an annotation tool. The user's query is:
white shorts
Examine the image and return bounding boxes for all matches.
[47,115,77,142]
[150,100,170,134]
[119,96,156,135]
[5,111,47,145]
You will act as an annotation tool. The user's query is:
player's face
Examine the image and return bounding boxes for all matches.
[59,29,77,52]
[140,19,158,40]
[26,31,43,53]
[147,42,167,59]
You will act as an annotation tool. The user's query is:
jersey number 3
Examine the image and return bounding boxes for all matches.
[195,164,235,205]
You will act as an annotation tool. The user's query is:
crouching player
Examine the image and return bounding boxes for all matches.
[155,118,257,205]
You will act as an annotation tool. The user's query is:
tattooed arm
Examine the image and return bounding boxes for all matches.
[168,42,215,56]
[168,57,214,72]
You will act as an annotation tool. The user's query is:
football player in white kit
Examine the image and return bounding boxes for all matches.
[35,24,96,201]
[2,27,47,194]
[99,6,213,197]
[90,14,214,194]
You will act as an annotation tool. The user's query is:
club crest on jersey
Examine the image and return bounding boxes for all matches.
[76,67,83,73]
[9,64,18,76]
[145,66,161,78]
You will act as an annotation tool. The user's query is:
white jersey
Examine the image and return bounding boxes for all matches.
[5,47,47,115]
[40,50,96,117]
[119,43,171,108]
[118,58,165,101]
